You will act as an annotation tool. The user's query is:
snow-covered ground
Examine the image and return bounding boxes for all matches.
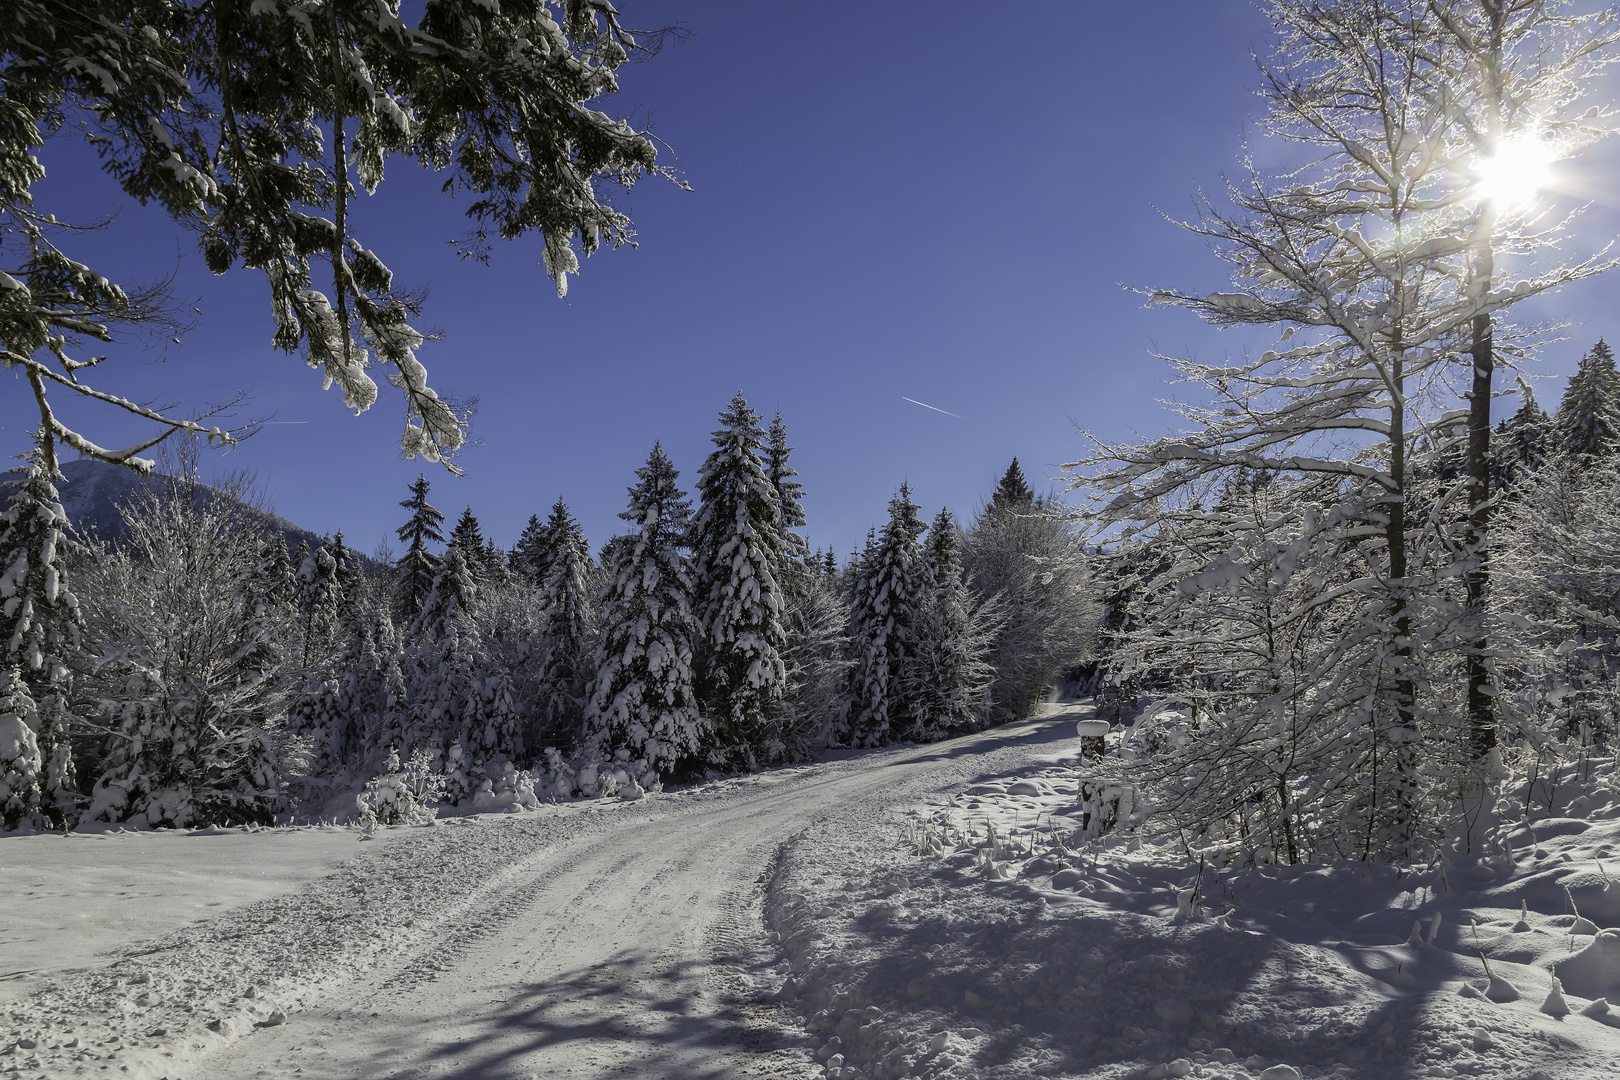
[5,708,1618,1079]
[769,703,1620,1080]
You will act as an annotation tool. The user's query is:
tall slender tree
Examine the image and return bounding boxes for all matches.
[0,439,83,826]
[1556,339,1620,462]
[394,475,445,624]
[690,393,788,767]
[846,484,928,747]
[586,444,704,780]
[535,499,594,748]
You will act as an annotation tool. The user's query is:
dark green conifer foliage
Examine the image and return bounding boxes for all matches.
[513,514,552,584]
[536,499,594,748]
[990,458,1035,516]
[1556,339,1620,461]
[394,476,445,623]
[1493,384,1551,493]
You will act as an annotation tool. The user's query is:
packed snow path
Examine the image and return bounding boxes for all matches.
[5,711,1088,1080]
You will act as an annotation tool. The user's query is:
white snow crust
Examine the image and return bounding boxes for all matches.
[6,707,1620,1079]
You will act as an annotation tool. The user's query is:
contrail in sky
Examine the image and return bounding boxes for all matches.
[902,396,968,421]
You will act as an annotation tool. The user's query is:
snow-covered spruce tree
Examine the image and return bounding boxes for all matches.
[394,475,444,625]
[79,466,284,827]
[584,443,704,781]
[690,393,788,768]
[904,507,997,740]
[401,546,519,803]
[534,499,595,750]
[0,668,42,830]
[1068,0,1614,860]
[1555,339,1620,463]
[845,484,928,747]
[1492,382,1552,495]
[0,439,85,826]
[342,608,408,767]
[961,494,1095,726]
[765,411,812,594]
[3,0,679,473]
[294,543,340,669]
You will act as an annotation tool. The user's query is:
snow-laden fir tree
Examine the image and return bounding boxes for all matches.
[690,393,788,768]
[81,467,284,828]
[846,484,928,747]
[1555,339,1620,463]
[585,443,704,782]
[1492,383,1552,495]
[904,507,997,739]
[341,608,408,767]
[0,440,83,826]
[394,476,444,624]
[402,546,519,803]
[534,499,595,749]
[294,543,340,668]
[0,668,42,830]
[765,412,810,592]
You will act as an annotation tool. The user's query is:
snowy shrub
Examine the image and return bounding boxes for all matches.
[468,757,540,813]
[356,747,441,827]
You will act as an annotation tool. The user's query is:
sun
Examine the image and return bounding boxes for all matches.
[1473,137,1556,209]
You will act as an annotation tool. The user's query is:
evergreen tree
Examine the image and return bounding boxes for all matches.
[0,440,83,826]
[401,546,519,801]
[535,499,594,748]
[294,544,340,668]
[690,393,788,767]
[585,444,704,781]
[394,476,445,624]
[513,514,552,584]
[449,507,487,574]
[262,533,294,605]
[989,458,1035,517]
[906,507,995,738]
[1492,383,1552,493]
[846,484,928,747]
[766,412,808,555]
[0,668,42,830]
[329,531,360,631]
[822,548,838,576]
[1556,339,1620,462]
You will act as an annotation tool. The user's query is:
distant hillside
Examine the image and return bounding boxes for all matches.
[56,459,329,555]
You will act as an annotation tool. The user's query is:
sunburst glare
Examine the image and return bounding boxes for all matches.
[1473,136,1557,209]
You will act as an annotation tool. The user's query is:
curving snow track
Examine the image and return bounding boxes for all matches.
[8,714,1082,1080]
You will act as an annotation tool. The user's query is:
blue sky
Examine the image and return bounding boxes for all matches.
[14,1,1620,559]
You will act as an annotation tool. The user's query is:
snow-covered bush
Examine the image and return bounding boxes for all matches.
[356,747,441,827]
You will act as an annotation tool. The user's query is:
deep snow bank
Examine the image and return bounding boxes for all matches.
[766,733,1620,1080]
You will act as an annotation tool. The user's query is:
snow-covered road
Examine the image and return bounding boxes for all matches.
[7,713,1084,1080]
